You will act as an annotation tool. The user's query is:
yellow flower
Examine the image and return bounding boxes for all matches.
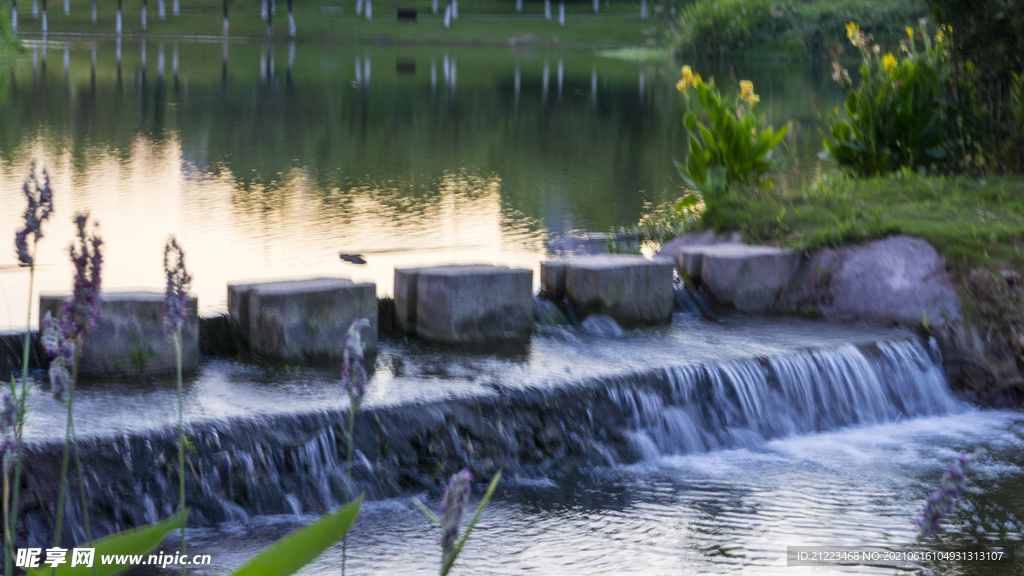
[935,30,944,42]
[678,66,702,93]
[739,80,759,106]
[882,53,897,74]
[905,26,914,39]
[846,21,859,40]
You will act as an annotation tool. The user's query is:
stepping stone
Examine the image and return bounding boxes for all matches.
[39,291,198,376]
[227,277,377,362]
[394,264,533,343]
[677,244,800,312]
[539,260,569,301]
[543,255,674,327]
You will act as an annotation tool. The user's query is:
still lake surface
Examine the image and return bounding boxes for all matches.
[0,39,838,329]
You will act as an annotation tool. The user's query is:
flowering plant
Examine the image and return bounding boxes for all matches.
[823,20,952,175]
[676,66,790,196]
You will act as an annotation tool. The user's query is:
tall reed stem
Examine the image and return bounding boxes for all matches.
[174,332,186,575]
[4,267,33,576]
[342,408,355,576]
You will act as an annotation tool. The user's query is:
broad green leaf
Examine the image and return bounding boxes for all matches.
[231,497,362,576]
[440,472,501,576]
[26,510,187,576]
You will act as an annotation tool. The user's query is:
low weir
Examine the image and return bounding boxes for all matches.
[10,322,962,551]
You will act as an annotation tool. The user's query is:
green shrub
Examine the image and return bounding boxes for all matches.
[822,21,950,175]
[675,0,927,58]
[676,68,790,227]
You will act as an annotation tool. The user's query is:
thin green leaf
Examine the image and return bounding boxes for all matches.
[230,497,363,576]
[412,497,441,525]
[26,510,187,576]
[440,472,501,576]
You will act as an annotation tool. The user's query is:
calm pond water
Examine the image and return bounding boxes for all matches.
[0,39,841,330]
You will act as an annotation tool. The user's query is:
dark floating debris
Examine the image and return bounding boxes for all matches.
[339,253,367,265]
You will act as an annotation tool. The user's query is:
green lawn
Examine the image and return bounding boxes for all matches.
[6,0,673,45]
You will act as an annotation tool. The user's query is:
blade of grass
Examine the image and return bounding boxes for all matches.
[26,510,187,576]
[230,496,363,576]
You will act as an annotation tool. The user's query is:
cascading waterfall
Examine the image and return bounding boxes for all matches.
[612,340,959,459]
[13,338,961,550]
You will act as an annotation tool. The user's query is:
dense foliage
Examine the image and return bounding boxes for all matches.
[674,0,927,58]
[823,22,950,175]
[927,0,1024,173]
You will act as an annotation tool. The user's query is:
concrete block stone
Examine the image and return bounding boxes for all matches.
[693,244,800,312]
[229,277,377,363]
[563,255,674,326]
[396,265,533,342]
[39,291,199,376]
[539,260,569,301]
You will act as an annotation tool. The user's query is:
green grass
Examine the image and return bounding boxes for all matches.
[701,171,1024,274]
[672,0,928,59]
[7,0,673,45]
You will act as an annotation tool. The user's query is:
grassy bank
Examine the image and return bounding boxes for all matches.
[703,172,1024,273]
[0,0,21,61]
[7,0,672,45]
[673,0,927,58]
[695,171,1024,326]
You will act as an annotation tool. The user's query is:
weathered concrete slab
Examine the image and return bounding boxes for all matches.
[39,291,199,376]
[655,230,742,259]
[694,244,800,313]
[407,265,533,342]
[563,255,674,326]
[539,260,569,301]
[227,282,261,344]
[676,245,713,280]
[234,278,377,363]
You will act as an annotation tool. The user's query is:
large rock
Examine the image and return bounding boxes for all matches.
[561,255,674,326]
[228,277,377,362]
[408,265,533,343]
[685,244,800,313]
[39,291,199,376]
[779,236,960,328]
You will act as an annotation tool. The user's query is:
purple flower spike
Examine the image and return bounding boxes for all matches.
[439,468,473,566]
[341,318,371,410]
[163,237,192,338]
[916,450,987,538]
[64,212,103,341]
[15,161,55,268]
[41,310,75,403]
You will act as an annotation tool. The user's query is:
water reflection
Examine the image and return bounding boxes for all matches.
[0,41,843,330]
